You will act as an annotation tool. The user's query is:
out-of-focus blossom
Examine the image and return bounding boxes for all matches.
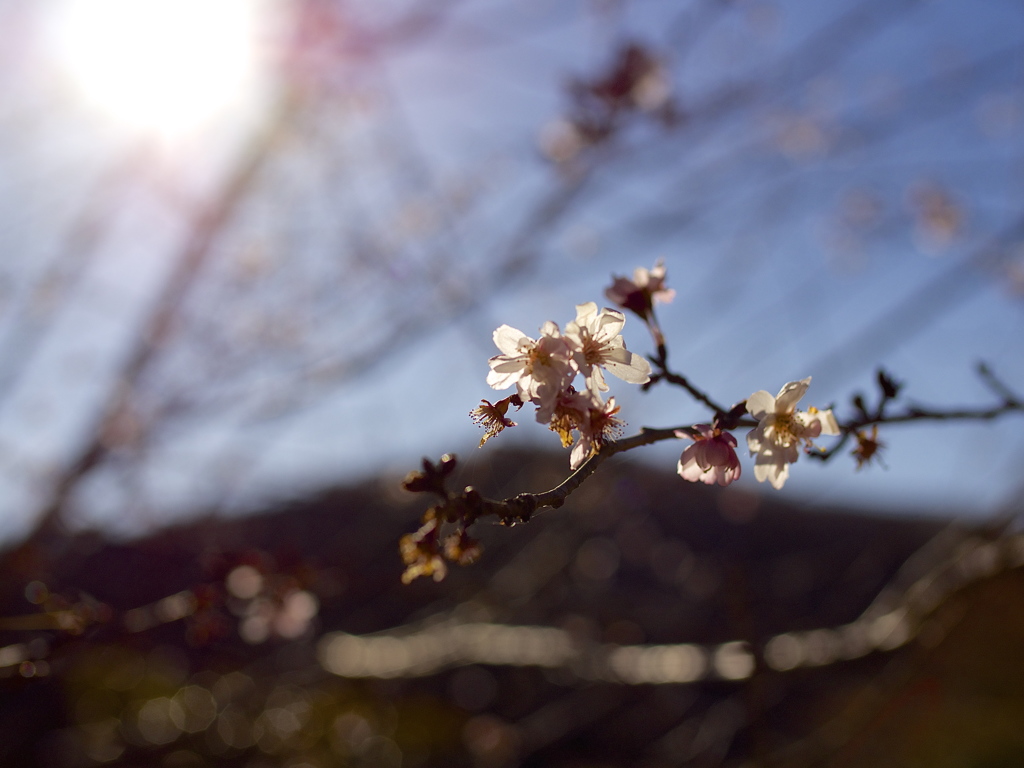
[570,395,624,469]
[239,588,320,644]
[564,302,651,393]
[486,322,574,407]
[851,426,886,469]
[399,516,446,584]
[443,530,483,566]
[545,43,676,166]
[538,117,587,165]
[676,425,741,487]
[746,378,839,489]
[470,395,522,447]
[604,259,675,322]
[909,181,963,254]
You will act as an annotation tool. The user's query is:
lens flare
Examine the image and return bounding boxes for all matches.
[49,0,264,139]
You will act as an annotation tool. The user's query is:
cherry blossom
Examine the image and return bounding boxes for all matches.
[676,425,741,486]
[537,386,591,447]
[851,426,886,469]
[405,260,1024,584]
[563,302,651,393]
[570,394,625,469]
[486,322,574,407]
[470,395,522,447]
[443,529,483,566]
[604,259,675,321]
[399,516,447,584]
[746,378,840,489]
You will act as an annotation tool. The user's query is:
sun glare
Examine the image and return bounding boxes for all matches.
[49,0,265,140]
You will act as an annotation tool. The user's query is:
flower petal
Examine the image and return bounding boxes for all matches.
[746,390,776,421]
[493,325,528,355]
[775,378,811,413]
[538,320,562,338]
[746,423,767,453]
[602,351,652,384]
[584,366,609,393]
[754,452,790,489]
[570,437,593,470]
[677,445,703,481]
[573,302,598,325]
[486,369,517,390]
[817,408,840,436]
[703,438,731,467]
[594,308,626,340]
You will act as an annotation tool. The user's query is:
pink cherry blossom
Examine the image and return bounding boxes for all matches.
[676,425,741,487]
[604,259,675,321]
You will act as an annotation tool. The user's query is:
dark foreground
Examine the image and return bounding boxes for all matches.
[1,450,1021,768]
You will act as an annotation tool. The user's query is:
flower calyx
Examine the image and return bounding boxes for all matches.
[851,426,887,470]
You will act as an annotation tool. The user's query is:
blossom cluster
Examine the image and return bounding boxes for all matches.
[673,378,840,489]
[401,262,964,582]
[475,301,652,469]
[403,259,1021,583]
[474,262,843,490]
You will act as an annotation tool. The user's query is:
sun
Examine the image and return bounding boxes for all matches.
[48,0,266,140]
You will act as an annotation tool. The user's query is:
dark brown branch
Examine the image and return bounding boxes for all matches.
[431,375,1024,526]
[422,425,696,529]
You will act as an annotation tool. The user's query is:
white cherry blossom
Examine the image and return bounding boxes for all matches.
[746,378,839,489]
[540,386,591,447]
[486,322,575,406]
[563,302,651,394]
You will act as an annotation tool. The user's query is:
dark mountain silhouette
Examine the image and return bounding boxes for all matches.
[1,449,1021,767]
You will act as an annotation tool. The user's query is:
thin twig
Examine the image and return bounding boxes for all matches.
[811,397,1024,462]
[646,354,732,416]
[433,381,1024,526]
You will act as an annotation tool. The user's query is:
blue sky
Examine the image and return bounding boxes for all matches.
[0,0,1021,540]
